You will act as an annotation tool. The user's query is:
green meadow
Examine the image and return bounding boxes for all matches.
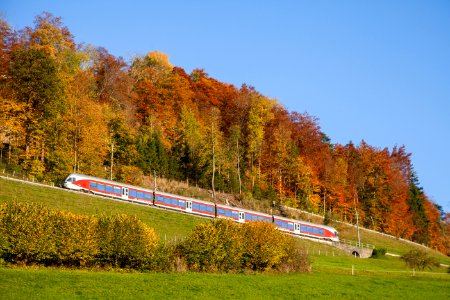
[0,177,449,299]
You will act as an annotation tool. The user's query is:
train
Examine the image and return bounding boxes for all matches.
[63,173,339,242]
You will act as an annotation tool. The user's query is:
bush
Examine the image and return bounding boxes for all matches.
[148,242,186,272]
[178,219,310,273]
[95,214,159,269]
[401,249,439,271]
[241,222,296,272]
[371,247,387,258]
[0,202,158,269]
[178,219,243,272]
[0,202,98,266]
[276,245,311,273]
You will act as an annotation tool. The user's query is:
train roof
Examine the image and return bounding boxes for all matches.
[66,173,213,204]
[216,203,272,217]
[273,214,338,232]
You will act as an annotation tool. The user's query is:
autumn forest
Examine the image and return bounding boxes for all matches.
[0,13,448,254]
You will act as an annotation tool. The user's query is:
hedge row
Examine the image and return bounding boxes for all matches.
[0,202,310,273]
[0,202,158,268]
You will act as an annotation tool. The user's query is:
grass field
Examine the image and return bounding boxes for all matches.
[0,176,449,299]
[0,267,448,300]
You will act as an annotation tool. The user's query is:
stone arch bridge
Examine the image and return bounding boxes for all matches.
[333,240,374,258]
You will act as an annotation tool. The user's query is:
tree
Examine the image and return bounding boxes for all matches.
[136,127,170,177]
[246,93,274,190]
[9,47,64,162]
[0,17,16,79]
[200,107,224,198]
[65,69,108,177]
[175,104,204,183]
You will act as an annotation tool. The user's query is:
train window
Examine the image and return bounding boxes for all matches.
[288,223,294,230]
[278,221,286,228]
[97,184,105,191]
[114,187,121,194]
[245,213,251,220]
[137,192,143,198]
[171,199,178,206]
[106,185,113,192]
[218,208,225,215]
[319,229,325,235]
[232,212,238,219]
[156,196,164,202]
[165,198,171,204]
[225,210,232,217]
[144,193,152,200]
[307,227,313,233]
[193,203,199,210]
[129,190,136,197]
[90,182,97,188]
[313,228,320,234]
[179,201,185,207]
[207,206,214,212]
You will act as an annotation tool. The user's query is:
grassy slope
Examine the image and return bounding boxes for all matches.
[0,177,206,240]
[0,177,449,299]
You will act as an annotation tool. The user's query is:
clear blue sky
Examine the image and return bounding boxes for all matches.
[2,1,450,213]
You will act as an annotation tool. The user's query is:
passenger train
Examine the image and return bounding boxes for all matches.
[63,173,339,242]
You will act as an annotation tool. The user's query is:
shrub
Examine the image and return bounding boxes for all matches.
[178,219,243,272]
[401,249,439,271]
[148,242,186,272]
[0,202,158,270]
[371,247,387,258]
[95,214,159,269]
[179,219,310,273]
[240,222,294,272]
[276,244,311,273]
[0,202,97,266]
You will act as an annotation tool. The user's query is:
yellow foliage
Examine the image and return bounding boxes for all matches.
[146,50,173,69]
[0,202,158,269]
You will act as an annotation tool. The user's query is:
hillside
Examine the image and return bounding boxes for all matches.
[0,12,448,254]
[1,176,448,266]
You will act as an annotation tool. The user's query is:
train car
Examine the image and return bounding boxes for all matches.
[216,203,272,224]
[153,191,215,218]
[273,215,339,242]
[63,173,154,205]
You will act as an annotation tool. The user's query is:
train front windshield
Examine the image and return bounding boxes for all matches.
[65,177,74,183]
[63,176,76,188]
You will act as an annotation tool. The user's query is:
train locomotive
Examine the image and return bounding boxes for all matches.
[63,173,339,242]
